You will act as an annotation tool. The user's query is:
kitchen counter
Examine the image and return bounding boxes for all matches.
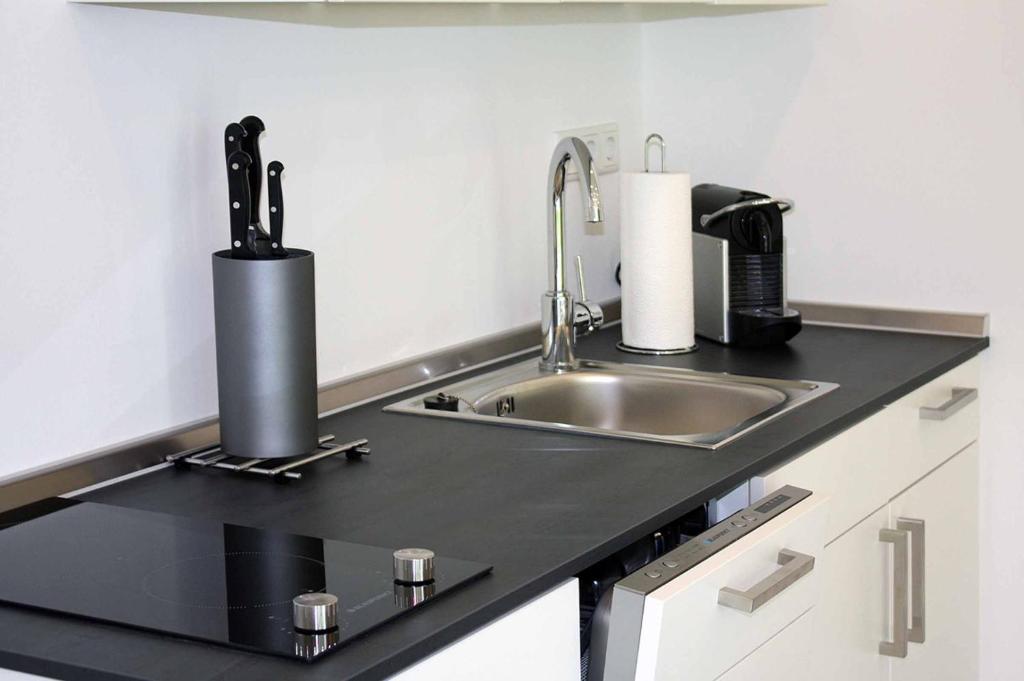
[0,324,987,681]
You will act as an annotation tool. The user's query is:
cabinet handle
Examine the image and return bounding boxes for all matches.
[898,518,926,643]
[717,549,815,613]
[919,387,977,421]
[879,528,910,658]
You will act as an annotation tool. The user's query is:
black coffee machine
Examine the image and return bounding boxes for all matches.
[691,184,802,347]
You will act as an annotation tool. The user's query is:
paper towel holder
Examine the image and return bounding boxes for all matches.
[644,133,666,173]
[617,132,698,357]
[615,132,668,285]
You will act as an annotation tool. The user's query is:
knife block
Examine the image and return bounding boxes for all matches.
[212,249,318,459]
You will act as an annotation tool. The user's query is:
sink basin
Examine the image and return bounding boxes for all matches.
[385,358,838,449]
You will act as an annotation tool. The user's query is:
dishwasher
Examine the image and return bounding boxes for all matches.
[579,486,828,681]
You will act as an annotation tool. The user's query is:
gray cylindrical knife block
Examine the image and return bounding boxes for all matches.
[212,249,318,459]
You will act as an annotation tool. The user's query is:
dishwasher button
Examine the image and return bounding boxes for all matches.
[731,520,747,528]
[742,514,758,522]
[644,570,663,580]
[661,560,679,569]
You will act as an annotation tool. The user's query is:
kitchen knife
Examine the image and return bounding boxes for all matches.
[239,116,266,232]
[226,149,254,258]
[267,160,286,256]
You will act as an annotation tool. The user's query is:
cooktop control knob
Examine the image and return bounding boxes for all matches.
[292,592,338,632]
[393,548,435,584]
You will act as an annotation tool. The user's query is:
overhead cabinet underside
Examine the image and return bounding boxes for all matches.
[74,1,826,5]
[69,0,827,29]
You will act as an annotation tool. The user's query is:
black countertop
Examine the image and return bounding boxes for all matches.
[0,324,987,681]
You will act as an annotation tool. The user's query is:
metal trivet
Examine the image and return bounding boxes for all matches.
[166,435,370,481]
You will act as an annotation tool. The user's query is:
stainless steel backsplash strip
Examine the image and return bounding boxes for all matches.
[0,419,220,514]
[0,298,986,513]
[0,301,619,513]
[792,300,989,338]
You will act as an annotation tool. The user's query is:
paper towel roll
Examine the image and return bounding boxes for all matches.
[620,171,695,352]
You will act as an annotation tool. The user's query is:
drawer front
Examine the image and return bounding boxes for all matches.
[633,493,829,681]
[886,357,979,495]
[753,358,980,541]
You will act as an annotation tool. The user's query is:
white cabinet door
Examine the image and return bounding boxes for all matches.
[388,578,580,681]
[811,506,891,681]
[713,608,816,681]
[888,444,979,681]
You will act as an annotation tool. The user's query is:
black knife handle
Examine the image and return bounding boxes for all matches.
[226,150,253,258]
[223,123,245,200]
[239,116,266,228]
[267,161,286,255]
[224,122,245,161]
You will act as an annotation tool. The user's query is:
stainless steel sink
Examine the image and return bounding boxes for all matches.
[385,358,838,449]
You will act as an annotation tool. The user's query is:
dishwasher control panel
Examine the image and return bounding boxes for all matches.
[617,485,812,596]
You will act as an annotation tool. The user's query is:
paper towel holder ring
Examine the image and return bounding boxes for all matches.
[617,341,699,356]
[644,133,666,173]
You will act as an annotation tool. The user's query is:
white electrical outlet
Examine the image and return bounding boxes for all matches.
[554,123,619,178]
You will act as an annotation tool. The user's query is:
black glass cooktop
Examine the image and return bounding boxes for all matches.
[0,498,491,662]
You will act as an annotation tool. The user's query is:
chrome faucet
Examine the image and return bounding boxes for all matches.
[540,137,605,372]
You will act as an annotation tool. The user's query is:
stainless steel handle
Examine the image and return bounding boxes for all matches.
[879,528,910,658]
[717,549,815,613]
[919,387,977,420]
[699,197,794,228]
[898,518,926,643]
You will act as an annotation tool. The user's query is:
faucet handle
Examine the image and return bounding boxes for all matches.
[573,255,604,338]
[575,255,589,303]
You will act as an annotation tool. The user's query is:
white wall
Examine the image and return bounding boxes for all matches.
[3,0,1020,676]
[0,0,642,479]
[641,1,1023,678]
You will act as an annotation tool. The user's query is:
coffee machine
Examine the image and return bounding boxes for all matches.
[691,184,802,347]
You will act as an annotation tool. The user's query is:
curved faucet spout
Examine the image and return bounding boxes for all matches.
[548,137,603,293]
[541,137,605,372]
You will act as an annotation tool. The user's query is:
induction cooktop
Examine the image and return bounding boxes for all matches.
[0,498,491,662]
